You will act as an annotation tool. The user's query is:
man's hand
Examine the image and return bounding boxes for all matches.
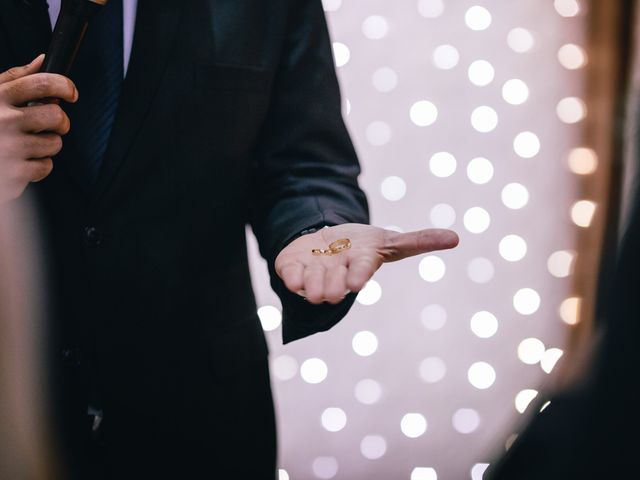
[0,55,78,203]
[275,223,459,304]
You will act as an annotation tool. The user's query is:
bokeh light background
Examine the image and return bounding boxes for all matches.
[246,1,592,478]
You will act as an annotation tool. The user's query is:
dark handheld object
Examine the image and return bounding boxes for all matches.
[41,0,109,75]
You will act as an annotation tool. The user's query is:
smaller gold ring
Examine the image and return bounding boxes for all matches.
[312,248,329,255]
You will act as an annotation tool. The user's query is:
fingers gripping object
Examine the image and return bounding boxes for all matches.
[312,238,352,256]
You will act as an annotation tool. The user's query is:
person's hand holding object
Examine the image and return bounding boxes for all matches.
[0,55,78,204]
[276,223,459,304]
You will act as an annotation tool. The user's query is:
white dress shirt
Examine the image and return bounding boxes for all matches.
[46,0,138,76]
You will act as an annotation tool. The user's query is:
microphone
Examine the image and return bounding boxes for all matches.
[41,0,109,75]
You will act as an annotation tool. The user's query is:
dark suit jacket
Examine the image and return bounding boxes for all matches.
[0,1,369,478]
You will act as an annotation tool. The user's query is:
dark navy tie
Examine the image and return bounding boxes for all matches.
[65,0,123,184]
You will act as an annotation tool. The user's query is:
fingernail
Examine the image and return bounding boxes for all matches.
[31,54,45,65]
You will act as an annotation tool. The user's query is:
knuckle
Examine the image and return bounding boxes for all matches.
[32,74,51,95]
[6,67,22,81]
[50,105,66,128]
[50,135,63,154]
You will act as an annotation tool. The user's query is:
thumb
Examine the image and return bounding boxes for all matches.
[0,54,45,85]
[383,228,459,262]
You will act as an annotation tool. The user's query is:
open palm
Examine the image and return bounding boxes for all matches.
[275,223,459,304]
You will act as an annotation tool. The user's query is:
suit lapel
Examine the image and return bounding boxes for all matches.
[91,0,185,206]
[0,0,51,65]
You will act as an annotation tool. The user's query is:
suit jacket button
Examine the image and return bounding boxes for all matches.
[84,226,102,247]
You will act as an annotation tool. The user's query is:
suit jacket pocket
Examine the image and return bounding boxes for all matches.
[194,63,270,92]
[208,314,269,381]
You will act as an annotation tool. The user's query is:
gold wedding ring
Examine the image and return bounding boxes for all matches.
[312,238,352,256]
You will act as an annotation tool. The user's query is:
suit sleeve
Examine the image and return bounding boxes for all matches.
[249,0,370,344]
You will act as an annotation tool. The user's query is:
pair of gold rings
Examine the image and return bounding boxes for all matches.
[312,238,352,256]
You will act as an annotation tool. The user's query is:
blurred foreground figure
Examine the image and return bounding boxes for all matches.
[0,202,53,480]
[486,1,640,478]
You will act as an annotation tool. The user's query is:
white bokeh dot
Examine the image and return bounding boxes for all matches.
[507,28,534,52]
[366,121,391,146]
[560,297,581,325]
[467,257,495,284]
[360,435,387,460]
[420,304,447,331]
[470,311,499,338]
[352,331,379,357]
[258,305,282,331]
[514,131,541,158]
[362,15,389,40]
[464,207,491,233]
[547,250,576,278]
[468,60,495,86]
[356,280,382,306]
[401,413,428,438]
[467,157,494,184]
[568,147,598,174]
[471,464,490,480]
[467,362,496,389]
[411,468,438,480]
[271,355,298,381]
[501,183,529,209]
[513,288,541,315]
[518,338,546,364]
[433,44,460,70]
[381,176,407,201]
[410,100,438,126]
[471,106,498,132]
[515,389,539,413]
[554,0,580,17]
[372,67,398,92]
[430,203,456,228]
[300,358,328,384]
[332,42,350,67]
[571,200,597,227]
[279,469,290,480]
[502,79,529,105]
[418,0,444,18]
[322,0,342,12]
[321,407,347,432]
[506,433,519,451]
[354,379,382,405]
[465,6,492,31]
[557,97,587,124]
[541,348,564,373]
[312,457,339,479]
[558,43,587,69]
[429,152,457,178]
[499,235,527,262]
[452,408,481,434]
[419,357,446,383]
[419,255,446,282]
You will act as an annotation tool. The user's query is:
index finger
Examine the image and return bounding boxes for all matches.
[0,72,78,106]
[383,228,459,262]
[0,54,44,85]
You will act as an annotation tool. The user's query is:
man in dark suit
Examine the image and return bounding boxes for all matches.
[0,1,458,478]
